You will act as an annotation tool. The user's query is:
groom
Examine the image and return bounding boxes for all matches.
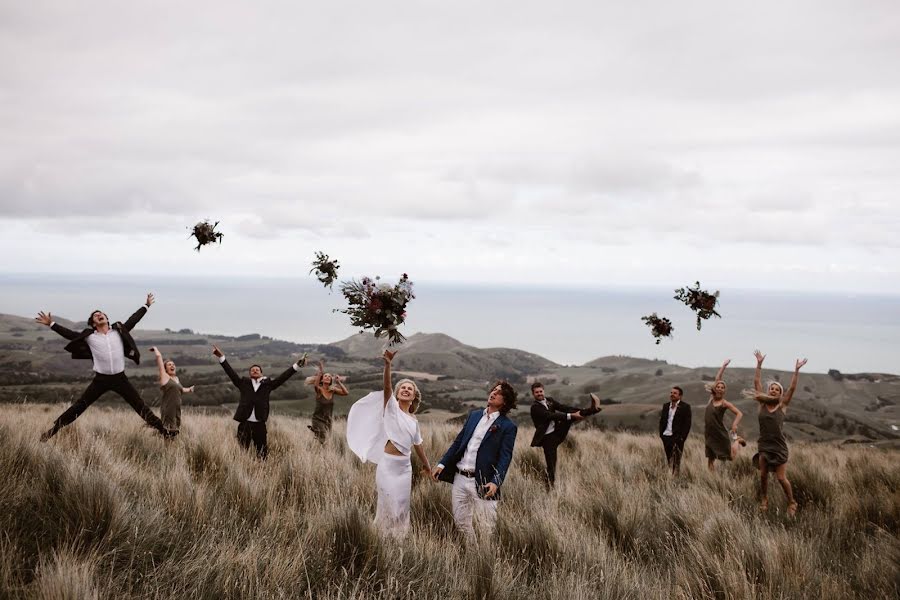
[213,344,307,459]
[432,381,518,538]
[35,293,175,441]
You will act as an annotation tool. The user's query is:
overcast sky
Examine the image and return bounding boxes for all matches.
[2,1,899,292]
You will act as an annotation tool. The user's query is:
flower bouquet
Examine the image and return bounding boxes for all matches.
[641,313,674,344]
[337,273,414,346]
[190,220,224,251]
[310,252,340,290]
[674,281,721,330]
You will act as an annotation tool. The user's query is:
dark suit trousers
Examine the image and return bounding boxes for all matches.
[237,421,268,459]
[662,435,685,472]
[540,428,571,486]
[52,372,166,435]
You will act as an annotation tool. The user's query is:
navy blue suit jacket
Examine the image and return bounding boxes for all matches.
[438,409,517,500]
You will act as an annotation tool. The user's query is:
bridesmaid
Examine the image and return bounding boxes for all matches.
[745,350,807,516]
[346,349,432,537]
[307,360,349,442]
[149,347,194,432]
[704,358,744,471]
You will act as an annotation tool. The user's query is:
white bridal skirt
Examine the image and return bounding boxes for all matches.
[374,451,413,537]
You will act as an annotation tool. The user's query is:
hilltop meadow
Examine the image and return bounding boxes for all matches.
[1,404,897,599]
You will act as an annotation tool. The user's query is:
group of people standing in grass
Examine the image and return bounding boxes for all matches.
[34,293,808,539]
[659,353,807,516]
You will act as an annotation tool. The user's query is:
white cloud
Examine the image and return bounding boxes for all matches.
[0,0,899,290]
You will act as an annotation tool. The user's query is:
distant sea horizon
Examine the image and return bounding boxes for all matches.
[2,273,898,375]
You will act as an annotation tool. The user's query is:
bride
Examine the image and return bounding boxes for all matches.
[346,349,432,536]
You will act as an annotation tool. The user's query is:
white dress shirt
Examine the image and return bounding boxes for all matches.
[86,329,127,375]
[455,409,500,472]
[663,401,680,437]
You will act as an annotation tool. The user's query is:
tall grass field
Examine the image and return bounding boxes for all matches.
[1,404,897,599]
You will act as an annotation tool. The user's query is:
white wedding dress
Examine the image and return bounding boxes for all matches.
[346,391,423,536]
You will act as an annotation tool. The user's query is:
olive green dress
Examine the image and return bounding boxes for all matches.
[160,378,182,431]
[308,388,334,443]
[757,406,788,467]
[704,402,732,460]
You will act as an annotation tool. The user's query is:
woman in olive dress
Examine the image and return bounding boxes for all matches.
[149,347,194,432]
[307,360,349,442]
[744,350,807,516]
[704,358,745,471]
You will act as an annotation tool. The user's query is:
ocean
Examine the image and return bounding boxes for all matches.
[1,273,898,374]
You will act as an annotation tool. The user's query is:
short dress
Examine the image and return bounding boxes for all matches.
[757,406,789,467]
[159,378,183,431]
[704,402,732,460]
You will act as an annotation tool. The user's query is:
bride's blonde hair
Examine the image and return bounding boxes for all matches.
[394,378,422,413]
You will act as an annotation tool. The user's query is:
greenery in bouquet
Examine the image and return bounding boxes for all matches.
[674,281,721,330]
[189,220,224,251]
[337,273,414,345]
[310,252,341,290]
[641,313,674,344]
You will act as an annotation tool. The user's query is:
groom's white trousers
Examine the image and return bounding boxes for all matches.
[451,473,498,538]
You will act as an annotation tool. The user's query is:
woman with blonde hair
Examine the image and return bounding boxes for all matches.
[346,349,432,537]
[306,360,349,442]
[703,358,745,471]
[149,347,194,432]
[744,350,807,516]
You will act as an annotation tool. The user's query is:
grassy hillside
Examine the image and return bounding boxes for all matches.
[2,313,898,444]
[1,405,898,599]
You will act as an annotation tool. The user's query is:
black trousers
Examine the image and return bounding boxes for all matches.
[539,406,602,487]
[237,421,268,459]
[50,372,166,436]
[540,429,568,487]
[662,435,685,473]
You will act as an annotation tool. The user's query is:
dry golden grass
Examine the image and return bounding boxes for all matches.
[0,403,897,599]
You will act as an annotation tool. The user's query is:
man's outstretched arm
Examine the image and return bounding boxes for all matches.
[35,311,80,341]
[122,293,154,332]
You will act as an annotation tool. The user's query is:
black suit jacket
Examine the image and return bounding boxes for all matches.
[50,306,147,366]
[658,401,692,442]
[219,359,298,423]
[530,397,579,447]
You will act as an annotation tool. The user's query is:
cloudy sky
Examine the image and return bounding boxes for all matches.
[2,1,899,292]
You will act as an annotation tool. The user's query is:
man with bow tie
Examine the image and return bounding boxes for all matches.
[658,386,692,476]
[432,381,518,538]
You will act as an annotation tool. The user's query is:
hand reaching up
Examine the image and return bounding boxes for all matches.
[35,311,52,327]
[795,358,808,371]
[212,345,224,358]
[754,350,766,366]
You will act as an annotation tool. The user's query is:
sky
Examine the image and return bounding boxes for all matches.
[1,1,899,293]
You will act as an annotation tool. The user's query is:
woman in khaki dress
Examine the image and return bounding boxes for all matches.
[307,360,349,442]
[744,350,807,516]
[703,358,745,472]
[149,347,194,432]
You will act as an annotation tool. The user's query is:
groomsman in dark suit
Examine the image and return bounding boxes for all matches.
[35,293,175,441]
[432,381,518,538]
[658,386,691,475]
[529,382,602,488]
[212,345,307,459]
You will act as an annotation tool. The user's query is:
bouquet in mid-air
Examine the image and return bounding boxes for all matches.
[337,273,415,345]
[190,220,224,251]
[674,281,721,330]
[641,313,673,345]
[310,251,341,290]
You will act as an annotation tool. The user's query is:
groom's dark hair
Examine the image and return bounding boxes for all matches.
[250,364,263,373]
[492,380,518,415]
[87,310,108,328]
[530,381,544,391]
